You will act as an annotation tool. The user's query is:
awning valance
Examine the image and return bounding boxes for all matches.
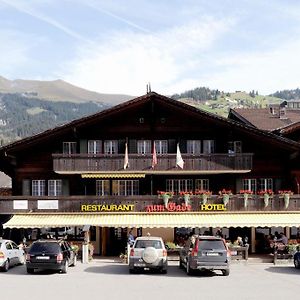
[81,173,145,178]
[3,212,300,229]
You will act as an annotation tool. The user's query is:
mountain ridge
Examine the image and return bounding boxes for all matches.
[0,76,133,104]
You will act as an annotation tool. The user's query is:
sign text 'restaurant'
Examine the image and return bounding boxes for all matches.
[81,204,134,212]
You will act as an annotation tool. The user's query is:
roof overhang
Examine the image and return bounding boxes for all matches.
[3,212,300,228]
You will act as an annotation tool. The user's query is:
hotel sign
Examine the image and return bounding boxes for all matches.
[200,204,226,211]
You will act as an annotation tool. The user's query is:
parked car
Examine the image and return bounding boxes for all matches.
[26,239,77,274]
[129,236,168,274]
[179,235,230,276]
[0,239,25,272]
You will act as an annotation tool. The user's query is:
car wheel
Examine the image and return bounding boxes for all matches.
[294,258,300,269]
[222,269,230,276]
[2,260,9,272]
[26,267,34,274]
[129,268,135,274]
[71,255,77,267]
[61,260,68,274]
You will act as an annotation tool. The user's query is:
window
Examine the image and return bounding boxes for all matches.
[259,178,273,191]
[187,140,201,154]
[195,179,209,191]
[203,140,215,154]
[48,180,62,196]
[32,180,45,196]
[166,179,193,193]
[63,142,76,155]
[137,140,151,154]
[112,180,139,196]
[88,140,102,154]
[104,140,118,154]
[242,179,257,193]
[96,180,110,196]
[228,141,242,154]
[154,140,168,154]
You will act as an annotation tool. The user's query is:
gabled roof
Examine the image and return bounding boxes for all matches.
[229,108,300,131]
[0,92,299,153]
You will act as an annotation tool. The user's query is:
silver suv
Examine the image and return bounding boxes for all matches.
[179,235,230,276]
[129,236,168,274]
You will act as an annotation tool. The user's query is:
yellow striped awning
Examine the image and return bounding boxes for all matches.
[81,173,145,178]
[3,212,300,228]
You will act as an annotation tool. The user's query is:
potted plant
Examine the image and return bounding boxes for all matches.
[239,190,253,208]
[157,191,174,208]
[179,191,193,206]
[278,190,293,209]
[195,189,212,204]
[219,189,232,207]
[258,189,273,207]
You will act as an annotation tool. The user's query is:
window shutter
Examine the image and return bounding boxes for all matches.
[168,139,176,153]
[129,140,137,153]
[62,179,69,196]
[22,179,31,196]
[118,139,126,154]
[80,139,87,153]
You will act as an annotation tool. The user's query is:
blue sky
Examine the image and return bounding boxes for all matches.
[1,0,300,96]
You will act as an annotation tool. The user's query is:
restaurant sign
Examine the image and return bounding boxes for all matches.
[146,203,191,213]
[81,204,134,212]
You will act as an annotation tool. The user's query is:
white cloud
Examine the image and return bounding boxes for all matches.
[0,30,32,77]
[202,40,300,94]
[62,17,234,95]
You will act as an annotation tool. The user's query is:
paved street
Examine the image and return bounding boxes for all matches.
[0,259,299,300]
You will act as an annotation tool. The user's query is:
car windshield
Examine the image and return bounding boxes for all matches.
[198,240,225,250]
[30,242,61,253]
[135,240,162,249]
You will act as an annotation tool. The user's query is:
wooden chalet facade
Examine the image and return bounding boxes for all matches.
[1,92,300,255]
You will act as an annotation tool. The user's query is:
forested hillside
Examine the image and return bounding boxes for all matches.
[0,93,110,145]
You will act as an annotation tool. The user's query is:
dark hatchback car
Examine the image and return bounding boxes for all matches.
[26,239,77,274]
[179,235,230,276]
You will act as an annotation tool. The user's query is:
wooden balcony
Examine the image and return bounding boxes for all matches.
[0,194,298,214]
[52,153,253,174]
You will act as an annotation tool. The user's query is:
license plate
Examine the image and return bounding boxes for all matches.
[36,256,50,260]
[134,263,146,267]
[206,252,219,256]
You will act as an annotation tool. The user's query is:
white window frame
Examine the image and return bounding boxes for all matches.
[88,140,102,154]
[242,178,257,193]
[228,141,242,154]
[137,140,151,154]
[259,178,273,191]
[187,140,201,155]
[166,179,193,193]
[112,180,139,196]
[63,142,76,155]
[203,140,215,154]
[154,140,168,154]
[32,180,45,196]
[195,179,209,191]
[48,179,62,196]
[104,140,118,154]
[96,180,110,196]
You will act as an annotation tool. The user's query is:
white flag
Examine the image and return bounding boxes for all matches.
[176,143,184,169]
[124,143,129,169]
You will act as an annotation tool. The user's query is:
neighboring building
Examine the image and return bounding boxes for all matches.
[1,92,300,255]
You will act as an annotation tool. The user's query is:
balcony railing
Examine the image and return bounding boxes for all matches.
[52,153,253,173]
[0,194,297,213]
